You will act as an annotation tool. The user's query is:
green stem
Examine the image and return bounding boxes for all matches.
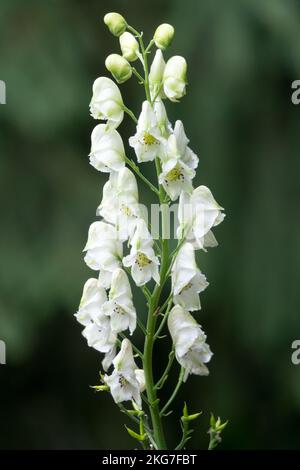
[124,155,159,195]
[123,105,138,124]
[160,368,185,416]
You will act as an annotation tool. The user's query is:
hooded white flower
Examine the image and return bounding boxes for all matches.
[89,124,125,173]
[74,278,116,370]
[153,99,172,138]
[104,339,145,407]
[159,131,195,201]
[149,50,166,100]
[171,120,199,170]
[168,305,213,381]
[163,56,187,102]
[129,101,164,162]
[97,168,140,240]
[89,77,124,128]
[84,221,123,288]
[172,243,208,311]
[102,269,137,335]
[177,186,225,250]
[123,219,160,286]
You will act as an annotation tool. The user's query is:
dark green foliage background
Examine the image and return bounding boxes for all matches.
[1,0,300,449]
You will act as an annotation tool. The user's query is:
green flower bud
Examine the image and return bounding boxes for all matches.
[104,12,127,37]
[154,23,175,50]
[119,32,139,61]
[105,54,132,84]
[163,55,187,102]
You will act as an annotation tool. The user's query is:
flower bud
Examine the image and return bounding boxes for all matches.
[154,23,175,50]
[105,54,132,84]
[163,55,187,102]
[104,12,127,37]
[149,50,165,99]
[119,32,139,61]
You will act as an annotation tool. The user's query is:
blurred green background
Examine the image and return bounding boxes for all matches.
[1,0,300,450]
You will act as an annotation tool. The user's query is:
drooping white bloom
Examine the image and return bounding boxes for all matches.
[102,269,137,335]
[74,278,116,370]
[177,186,225,250]
[97,168,140,240]
[153,99,172,138]
[119,32,139,62]
[172,243,208,311]
[149,50,166,100]
[163,56,187,102]
[104,339,145,407]
[159,129,196,201]
[129,101,164,162]
[168,305,213,381]
[123,219,160,286]
[89,77,124,128]
[172,120,199,171]
[84,221,123,288]
[89,124,125,173]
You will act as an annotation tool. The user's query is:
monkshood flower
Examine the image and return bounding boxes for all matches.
[102,269,137,335]
[90,77,124,128]
[119,32,140,61]
[168,305,213,381]
[159,119,198,200]
[97,167,140,240]
[172,120,199,171]
[154,23,175,50]
[74,278,117,370]
[149,50,166,100]
[89,124,125,172]
[104,339,145,407]
[123,219,160,286]
[129,101,164,162]
[84,221,123,288]
[154,99,172,138]
[172,243,208,311]
[177,186,225,250]
[163,56,187,102]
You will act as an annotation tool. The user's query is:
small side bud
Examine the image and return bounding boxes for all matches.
[163,55,187,102]
[104,12,127,37]
[105,54,132,84]
[154,23,175,50]
[119,32,139,61]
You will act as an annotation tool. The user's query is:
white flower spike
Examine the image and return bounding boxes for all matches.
[168,305,213,382]
[123,219,160,286]
[83,221,123,288]
[102,269,137,335]
[129,101,164,163]
[104,339,145,407]
[177,186,225,250]
[172,243,209,311]
[90,77,124,128]
[89,124,125,173]
[97,167,140,241]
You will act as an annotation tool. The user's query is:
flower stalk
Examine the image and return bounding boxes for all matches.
[75,11,227,450]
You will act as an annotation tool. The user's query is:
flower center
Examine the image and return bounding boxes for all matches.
[166,164,184,182]
[180,282,193,294]
[143,132,158,146]
[136,252,151,268]
[113,303,126,315]
[121,204,132,216]
[119,374,128,387]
